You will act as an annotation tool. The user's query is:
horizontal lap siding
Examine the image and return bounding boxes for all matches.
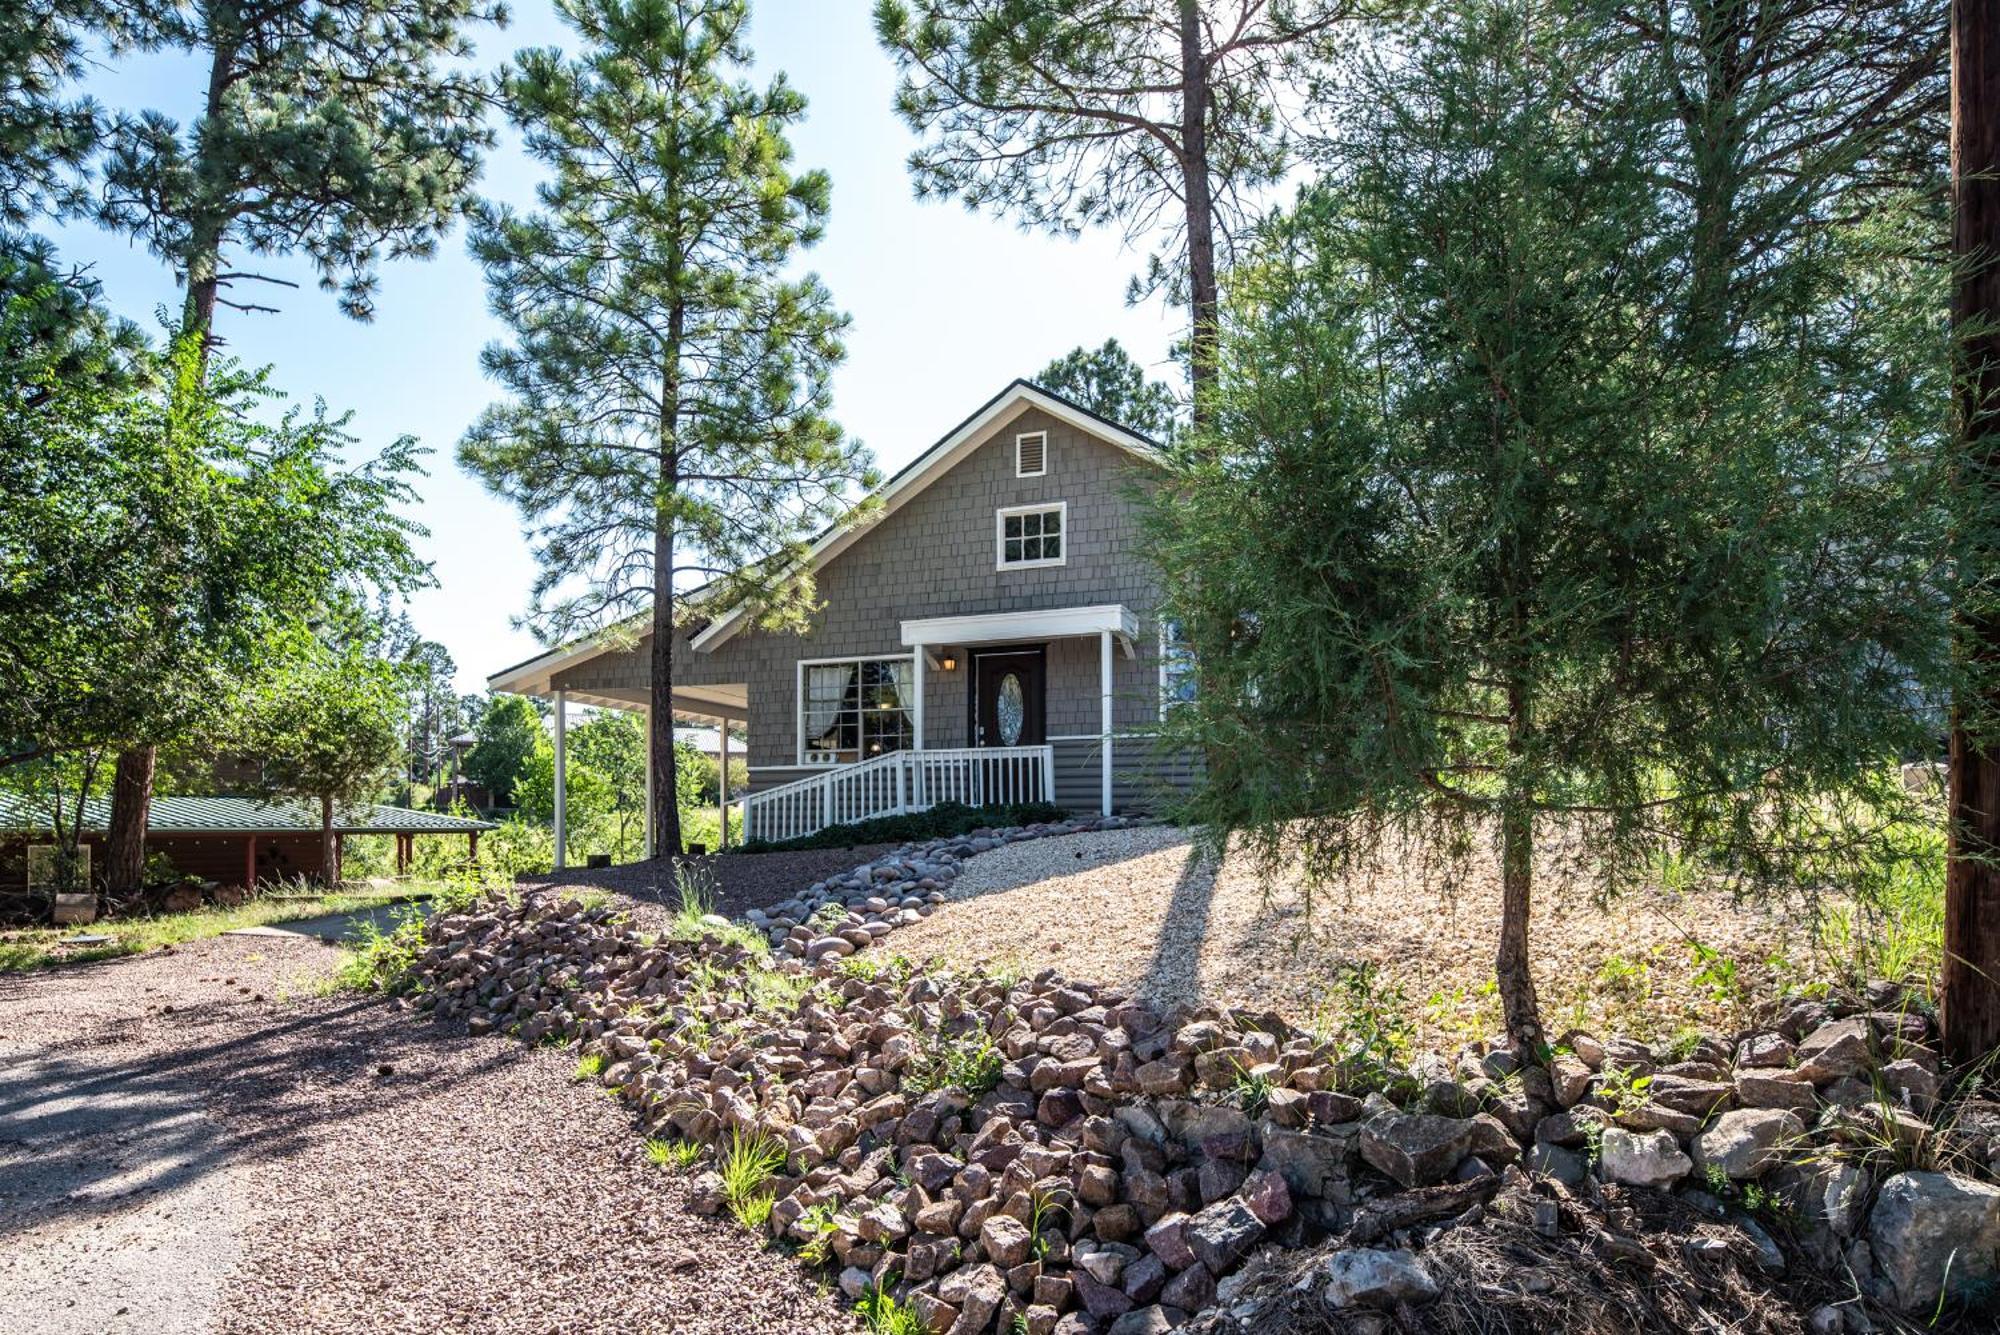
[1052,737,1201,815]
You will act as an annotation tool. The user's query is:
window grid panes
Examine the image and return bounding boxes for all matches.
[999,506,1063,566]
[802,659,914,764]
[1160,619,1197,715]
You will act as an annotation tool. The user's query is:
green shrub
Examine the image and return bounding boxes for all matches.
[737,801,1067,853]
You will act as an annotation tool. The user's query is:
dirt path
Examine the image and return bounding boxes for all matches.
[0,937,854,1335]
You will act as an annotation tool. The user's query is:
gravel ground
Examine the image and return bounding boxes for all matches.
[880,825,1826,1048]
[0,936,854,1335]
[522,845,898,929]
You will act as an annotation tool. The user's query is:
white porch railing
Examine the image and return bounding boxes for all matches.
[736,745,1054,845]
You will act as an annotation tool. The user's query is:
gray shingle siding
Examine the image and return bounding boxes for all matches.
[549,399,1192,810]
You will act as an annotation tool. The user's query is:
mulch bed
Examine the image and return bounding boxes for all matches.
[519,844,899,926]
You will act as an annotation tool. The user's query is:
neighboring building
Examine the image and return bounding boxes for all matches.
[489,381,1197,849]
[0,794,497,911]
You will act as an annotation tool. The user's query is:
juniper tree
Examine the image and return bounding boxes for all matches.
[1149,0,1954,1057]
[874,0,1377,413]
[460,0,876,860]
[1033,338,1180,439]
[88,0,502,891]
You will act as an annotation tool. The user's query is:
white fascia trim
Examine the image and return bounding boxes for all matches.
[691,384,1162,654]
[900,602,1138,648]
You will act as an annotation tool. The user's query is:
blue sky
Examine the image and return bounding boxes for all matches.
[48,1,1180,695]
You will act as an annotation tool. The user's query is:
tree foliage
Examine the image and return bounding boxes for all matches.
[1149,0,1953,1055]
[875,0,1378,406]
[463,693,542,806]
[460,0,876,858]
[97,0,505,330]
[1033,338,1179,439]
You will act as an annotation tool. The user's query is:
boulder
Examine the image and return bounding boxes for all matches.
[1258,1127,1355,1200]
[1693,1109,1804,1181]
[1319,1248,1440,1309]
[1734,1071,1817,1114]
[1867,1171,2000,1312]
[1359,1113,1476,1189]
[1187,1197,1266,1275]
[1598,1127,1693,1190]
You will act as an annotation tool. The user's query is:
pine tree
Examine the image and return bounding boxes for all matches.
[1149,0,1953,1059]
[1033,338,1180,439]
[460,0,876,861]
[874,0,1376,414]
[89,0,503,893]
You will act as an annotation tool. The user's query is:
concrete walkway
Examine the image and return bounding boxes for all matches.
[223,897,431,944]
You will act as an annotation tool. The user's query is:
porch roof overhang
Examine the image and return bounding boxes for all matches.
[900,603,1139,656]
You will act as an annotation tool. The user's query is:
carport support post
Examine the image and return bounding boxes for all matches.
[1100,628,1114,816]
[718,722,731,850]
[553,689,568,871]
[244,835,257,894]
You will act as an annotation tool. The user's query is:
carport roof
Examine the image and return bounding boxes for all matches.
[0,794,498,836]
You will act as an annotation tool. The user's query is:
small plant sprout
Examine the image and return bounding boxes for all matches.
[720,1130,787,1231]
[856,1278,924,1335]
[573,1051,607,1081]
[1230,1058,1275,1116]
[645,1138,704,1171]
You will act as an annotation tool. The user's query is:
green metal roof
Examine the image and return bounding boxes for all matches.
[0,793,498,836]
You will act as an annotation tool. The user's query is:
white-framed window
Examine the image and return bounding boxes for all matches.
[1015,430,1047,478]
[996,501,1066,570]
[798,655,916,765]
[1159,617,1197,717]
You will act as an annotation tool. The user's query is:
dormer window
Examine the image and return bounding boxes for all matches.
[1015,431,1047,477]
[996,502,1065,569]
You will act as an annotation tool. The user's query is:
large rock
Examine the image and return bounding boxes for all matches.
[1359,1113,1476,1189]
[1320,1248,1440,1309]
[1693,1109,1803,1181]
[1793,1017,1872,1084]
[1598,1127,1692,1189]
[1867,1171,2000,1311]
[1257,1127,1355,1200]
[1186,1197,1266,1275]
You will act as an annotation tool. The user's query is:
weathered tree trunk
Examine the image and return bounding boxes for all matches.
[103,747,154,896]
[649,307,686,861]
[1496,798,1543,1057]
[1177,0,1218,420]
[1945,0,2000,1065]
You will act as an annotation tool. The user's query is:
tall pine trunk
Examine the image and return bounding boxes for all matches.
[1177,0,1218,420]
[649,308,686,861]
[1497,676,1543,1057]
[1945,0,2000,1064]
[104,28,238,897]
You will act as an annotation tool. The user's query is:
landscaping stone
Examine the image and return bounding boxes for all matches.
[1358,1113,1476,1189]
[1186,1198,1265,1275]
[1598,1127,1692,1189]
[1866,1171,2000,1312]
[1693,1109,1804,1181]
[1319,1248,1439,1309]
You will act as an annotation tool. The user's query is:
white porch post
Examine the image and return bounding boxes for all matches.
[718,721,731,850]
[1099,628,1114,817]
[912,646,926,750]
[642,704,655,860]
[553,689,568,870]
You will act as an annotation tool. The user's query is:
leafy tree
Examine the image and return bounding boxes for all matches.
[237,625,409,883]
[461,0,876,861]
[1149,0,1952,1058]
[1033,338,1179,439]
[89,0,503,893]
[874,0,1377,411]
[1,0,102,227]
[463,694,542,807]
[569,710,646,855]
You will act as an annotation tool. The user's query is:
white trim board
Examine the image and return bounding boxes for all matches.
[901,603,1138,650]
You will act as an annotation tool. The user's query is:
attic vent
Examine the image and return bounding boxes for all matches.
[1016,431,1047,477]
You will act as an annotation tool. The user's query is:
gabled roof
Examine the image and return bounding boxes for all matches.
[0,794,498,836]
[488,379,1165,691]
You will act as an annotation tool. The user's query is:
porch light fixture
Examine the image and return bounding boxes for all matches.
[939,652,958,672]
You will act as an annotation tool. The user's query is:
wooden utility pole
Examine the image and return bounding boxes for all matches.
[1945,0,2000,1065]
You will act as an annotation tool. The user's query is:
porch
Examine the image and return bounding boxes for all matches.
[536,602,1142,856]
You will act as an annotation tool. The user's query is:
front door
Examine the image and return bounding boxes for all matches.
[972,649,1046,748]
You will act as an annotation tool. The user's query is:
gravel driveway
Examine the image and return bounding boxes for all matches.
[0,937,854,1335]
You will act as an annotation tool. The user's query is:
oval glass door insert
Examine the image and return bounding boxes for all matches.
[996,672,1025,745]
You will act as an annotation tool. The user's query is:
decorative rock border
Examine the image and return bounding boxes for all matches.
[745,816,1147,961]
[403,886,2000,1335]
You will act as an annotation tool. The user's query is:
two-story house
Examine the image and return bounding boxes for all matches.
[487,380,1196,849]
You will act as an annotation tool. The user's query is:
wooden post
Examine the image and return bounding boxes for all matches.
[244,834,257,894]
[1946,0,2000,1064]
[467,830,479,867]
[332,833,345,885]
[395,833,411,876]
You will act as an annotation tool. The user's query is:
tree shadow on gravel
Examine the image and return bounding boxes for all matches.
[0,995,526,1242]
[1134,845,1219,1012]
